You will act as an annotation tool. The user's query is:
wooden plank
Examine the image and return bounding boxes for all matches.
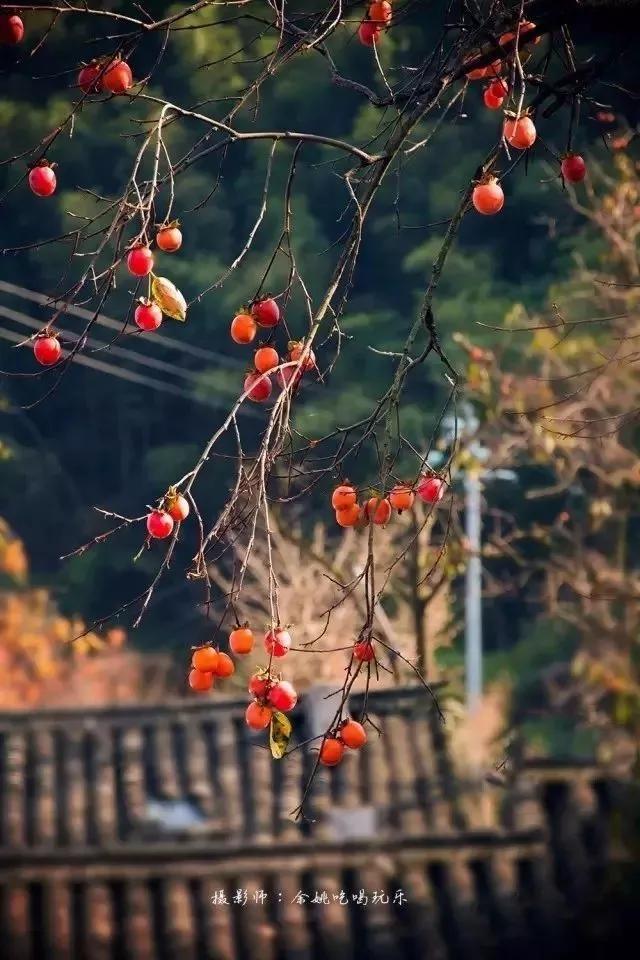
[505,771,545,832]
[406,711,438,831]
[332,732,361,810]
[484,851,528,954]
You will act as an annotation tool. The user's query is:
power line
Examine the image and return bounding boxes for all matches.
[0,281,322,401]
[0,280,246,370]
[0,325,260,417]
[0,303,213,385]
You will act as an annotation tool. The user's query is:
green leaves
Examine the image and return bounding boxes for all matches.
[269,709,292,759]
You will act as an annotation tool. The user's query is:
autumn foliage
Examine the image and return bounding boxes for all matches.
[0,519,169,708]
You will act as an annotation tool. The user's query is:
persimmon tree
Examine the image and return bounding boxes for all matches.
[0,0,638,801]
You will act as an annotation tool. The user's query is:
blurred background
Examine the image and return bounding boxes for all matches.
[0,2,639,957]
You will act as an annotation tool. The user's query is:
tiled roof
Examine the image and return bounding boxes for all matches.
[0,687,628,959]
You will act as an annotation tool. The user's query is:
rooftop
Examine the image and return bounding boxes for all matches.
[0,686,631,959]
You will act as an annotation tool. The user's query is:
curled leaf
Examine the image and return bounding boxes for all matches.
[151,276,187,322]
[269,709,292,759]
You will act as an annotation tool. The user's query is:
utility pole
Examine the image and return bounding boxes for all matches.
[464,469,483,711]
[431,404,515,713]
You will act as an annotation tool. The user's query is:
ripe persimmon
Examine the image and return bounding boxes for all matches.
[335,503,361,528]
[254,346,279,373]
[331,484,357,510]
[103,59,133,95]
[340,719,367,749]
[472,178,504,215]
[358,21,381,46]
[231,313,257,344]
[29,164,57,197]
[561,154,586,183]
[389,485,415,512]
[504,115,536,149]
[319,737,344,766]
[417,476,445,503]
[365,497,392,525]
[251,298,280,327]
[189,669,213,692]
[34,335,61,365]
[191,646,219,673]
[264,627,291,658]
[167,495,189,522]
[353,639,375,662]
[248,673,271,699]
[484,87,505,110]
[230,626,254,655]
[156,224,182,252]
[465,58,502,81]
[127,245,154,276]
[289,341,315,371]
[244,371,272,402]
[267,680,298,712]
[215,652,235,678]
[245,701,272,730]
[146,510,174,539]
[368,1,392,25]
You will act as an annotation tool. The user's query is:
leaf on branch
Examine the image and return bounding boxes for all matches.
[269,709,292,759]
[151,276,187,322]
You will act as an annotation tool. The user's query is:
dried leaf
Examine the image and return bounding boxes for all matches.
[269,709,292,759]
[151,276,187,322]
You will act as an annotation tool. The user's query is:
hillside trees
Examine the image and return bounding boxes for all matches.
[466,152,640,765]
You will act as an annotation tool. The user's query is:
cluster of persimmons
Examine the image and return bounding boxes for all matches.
[331,475,445,528]
[230,297,315,402]
[463,20,587,216]
[188,623,367,766]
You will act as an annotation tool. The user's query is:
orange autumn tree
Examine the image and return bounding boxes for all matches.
[0,519,170,707]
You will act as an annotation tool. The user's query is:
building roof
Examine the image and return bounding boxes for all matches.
[0,686,629,959]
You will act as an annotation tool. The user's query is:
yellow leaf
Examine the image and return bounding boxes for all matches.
[269,709,292,759]
[151,276,187,322]
[531,328,557,353]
